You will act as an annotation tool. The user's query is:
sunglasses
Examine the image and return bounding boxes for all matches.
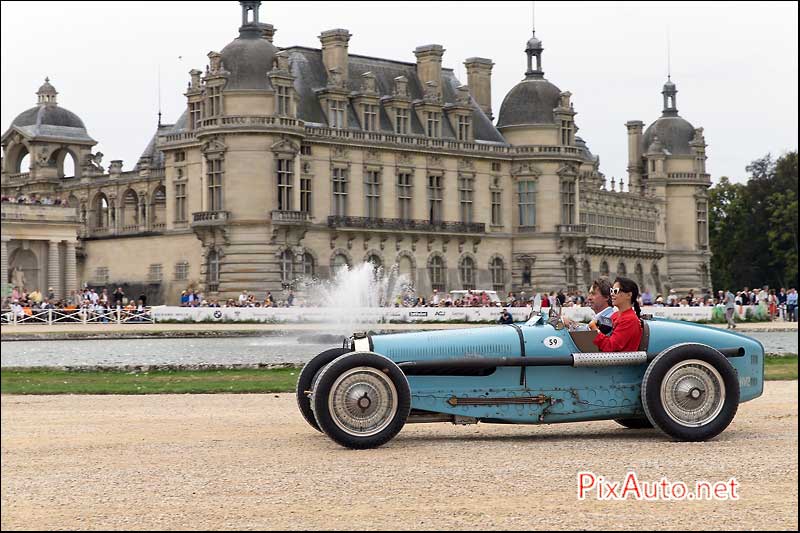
[610,287,623,296]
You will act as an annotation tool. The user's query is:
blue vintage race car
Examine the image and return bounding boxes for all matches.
[297,308,764,449]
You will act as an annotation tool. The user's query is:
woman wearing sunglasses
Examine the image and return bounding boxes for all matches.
[588,277,643,352]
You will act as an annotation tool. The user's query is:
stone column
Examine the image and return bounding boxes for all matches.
[1,238,8,299]
[48,240,61,300]
[65,241,78,299]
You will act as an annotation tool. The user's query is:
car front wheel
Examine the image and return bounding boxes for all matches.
[641,343,740,441]
[312,352,411,449]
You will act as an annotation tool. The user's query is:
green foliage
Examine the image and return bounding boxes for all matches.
[709,152,798,290]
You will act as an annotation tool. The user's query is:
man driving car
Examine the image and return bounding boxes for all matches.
[563,278,615,334]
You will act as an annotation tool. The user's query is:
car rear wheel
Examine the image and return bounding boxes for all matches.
[296,347,351,432]
[614,417,654,429]
[312,352,411,449]
[641,343,740,441]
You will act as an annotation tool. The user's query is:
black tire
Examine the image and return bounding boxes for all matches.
[642,343,740,442]
[296,347,351,432]
[614,417,654,429]
[312,352,411,449]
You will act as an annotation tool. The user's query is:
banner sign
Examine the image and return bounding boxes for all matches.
[151,305,748,324]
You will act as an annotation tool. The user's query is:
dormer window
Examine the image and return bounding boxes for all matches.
[426,111,441,138]
[189,101,202,130]
[276,85,292,116]
[396,108,410,135]
[207,85,223,117]
[363,104,378,132]
[457,115,471,142]
[329,100,346,129]
[560,120,573,145]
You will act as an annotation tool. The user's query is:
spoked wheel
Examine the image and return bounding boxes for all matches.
[296,347,351,432]
[312,352,411,449]
[642,343,740,441]
[614,417,654,429]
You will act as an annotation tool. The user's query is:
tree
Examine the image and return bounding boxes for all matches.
[709,151,798,290]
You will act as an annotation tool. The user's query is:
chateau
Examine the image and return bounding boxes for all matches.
[1,1,712,304]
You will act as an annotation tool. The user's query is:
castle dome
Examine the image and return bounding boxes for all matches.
[497,77,562,128]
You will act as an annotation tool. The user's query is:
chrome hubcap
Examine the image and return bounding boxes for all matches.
[328,367,398,437]
[661,359,725,427]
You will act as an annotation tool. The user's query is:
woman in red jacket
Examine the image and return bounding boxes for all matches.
[589,277,643,352]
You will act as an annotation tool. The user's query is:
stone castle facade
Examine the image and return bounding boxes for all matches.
[1,1,712,304]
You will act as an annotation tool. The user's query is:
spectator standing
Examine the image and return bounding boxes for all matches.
[641,288,653,306]
[778,288,787,320]
[724,289,737,329]
[786,288,797,322]
[112,287,125,308]
[667,289,678,307]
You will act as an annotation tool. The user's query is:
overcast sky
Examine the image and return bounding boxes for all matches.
[1,1,797,184]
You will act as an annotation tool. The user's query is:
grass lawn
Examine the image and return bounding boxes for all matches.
[0,367,300,395]
[1,355,796,395]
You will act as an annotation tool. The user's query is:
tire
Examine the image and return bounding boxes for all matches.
[296,347,351,432]
[614,417,654,429]
[312,352,411,449]
[641,343,740,442]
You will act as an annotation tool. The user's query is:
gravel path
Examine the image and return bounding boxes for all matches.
[2,382,797,530]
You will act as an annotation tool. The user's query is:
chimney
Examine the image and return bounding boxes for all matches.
[414,45,445,98]
[464,57,494,119]
[260,23,276,43]
[319,29,352,81]
[626,120,644,191]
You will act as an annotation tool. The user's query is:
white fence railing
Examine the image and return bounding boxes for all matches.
[1,308,154,325]
[0,305,767,326]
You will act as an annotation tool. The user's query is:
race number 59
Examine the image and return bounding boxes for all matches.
[543,336,563,349]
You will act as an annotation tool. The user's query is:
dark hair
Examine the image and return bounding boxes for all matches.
[591,277,613,308]
[614,276,641,318]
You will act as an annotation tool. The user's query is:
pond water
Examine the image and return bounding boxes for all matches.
[1,331,795,368]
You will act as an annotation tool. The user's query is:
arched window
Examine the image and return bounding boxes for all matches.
[651,263,662,294]
[123,190,139,229]
[582,260,592,289]
[366,254,382,271]
[207,250,220,291]
[302,253,315,278]
[332,253,349,273]
[617,261,627,278]
[490,257,505,292]
[280,250,294,284]
[18,151,31,174]
[460,256,475,290]
[151,186,167,228]
[93,193,109,230]
[600,260,609,277]
[398,255,414,278]
[635,263,644,288]
[565,257,577,289]
[429,255,445,292]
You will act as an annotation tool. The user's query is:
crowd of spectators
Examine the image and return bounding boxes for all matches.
[177,288,296,308]
[2,285,150,322]
[1,193,68,206]
[5,281,795,323]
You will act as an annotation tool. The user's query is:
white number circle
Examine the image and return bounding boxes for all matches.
[543,336,563,349]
